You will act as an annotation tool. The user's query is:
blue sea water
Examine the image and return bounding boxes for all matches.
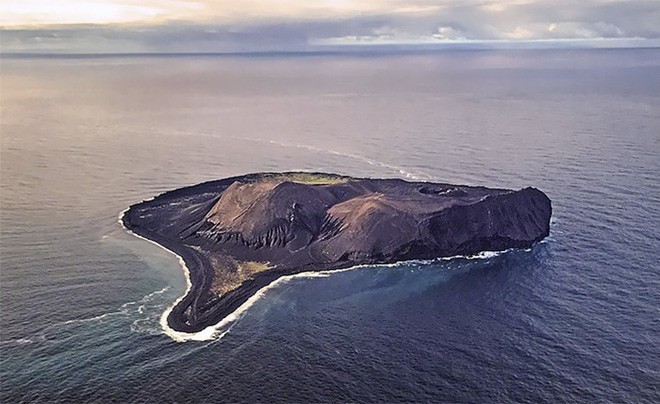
[1,49,659,402]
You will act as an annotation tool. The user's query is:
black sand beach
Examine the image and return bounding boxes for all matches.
[122,172,552,333]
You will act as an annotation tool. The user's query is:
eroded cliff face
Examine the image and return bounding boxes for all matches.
[189,176,551,265]
[123,172,552,332]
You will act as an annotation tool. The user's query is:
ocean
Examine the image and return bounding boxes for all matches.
[1,48,658,402]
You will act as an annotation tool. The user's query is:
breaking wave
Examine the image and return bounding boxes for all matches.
[121,198,528,342]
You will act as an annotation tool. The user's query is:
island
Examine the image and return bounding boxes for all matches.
[122,172,552,333]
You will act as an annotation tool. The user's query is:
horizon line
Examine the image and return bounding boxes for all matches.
[3,42,659,59]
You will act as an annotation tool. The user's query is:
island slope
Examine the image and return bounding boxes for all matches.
[122,172,552,333]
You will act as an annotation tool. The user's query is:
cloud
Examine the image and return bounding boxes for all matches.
[433,26,467,41]
[0,0,203,26]
[1,0,659,53]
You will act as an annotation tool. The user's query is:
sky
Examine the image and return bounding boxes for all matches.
[1,0,659,53]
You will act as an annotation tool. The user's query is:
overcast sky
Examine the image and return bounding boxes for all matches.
[2,0,659,53]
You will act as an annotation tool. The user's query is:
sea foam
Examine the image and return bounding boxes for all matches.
[120,204,526,342]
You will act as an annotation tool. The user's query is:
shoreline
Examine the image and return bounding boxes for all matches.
[118,172,551,340]
[118,209,201,341]
[119,207,536,342]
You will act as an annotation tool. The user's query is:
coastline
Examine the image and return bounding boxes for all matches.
[120,207,249,341]
[118,172,551,341]
[119,207,536,342]
[120,205,325,342]
[118,208,202,341]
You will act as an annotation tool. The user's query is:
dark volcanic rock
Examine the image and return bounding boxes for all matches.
[122,172,552,333]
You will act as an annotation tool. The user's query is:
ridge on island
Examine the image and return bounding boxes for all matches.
[122,172,552,334]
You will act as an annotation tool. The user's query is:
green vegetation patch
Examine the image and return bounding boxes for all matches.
[260,172,353,185]
[210,257,273,296]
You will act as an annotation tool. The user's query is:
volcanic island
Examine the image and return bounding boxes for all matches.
[122,172,552,333]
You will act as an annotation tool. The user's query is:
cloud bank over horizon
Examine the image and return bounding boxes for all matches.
[2,0,659,53]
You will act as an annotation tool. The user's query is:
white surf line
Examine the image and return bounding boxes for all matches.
[118,208,209,342]
[118,204,353,342]
[121,203,527,343]
[160,128,434,181]
[157,248,525,342]
[253,137,434,181]
[119,179,552,343]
